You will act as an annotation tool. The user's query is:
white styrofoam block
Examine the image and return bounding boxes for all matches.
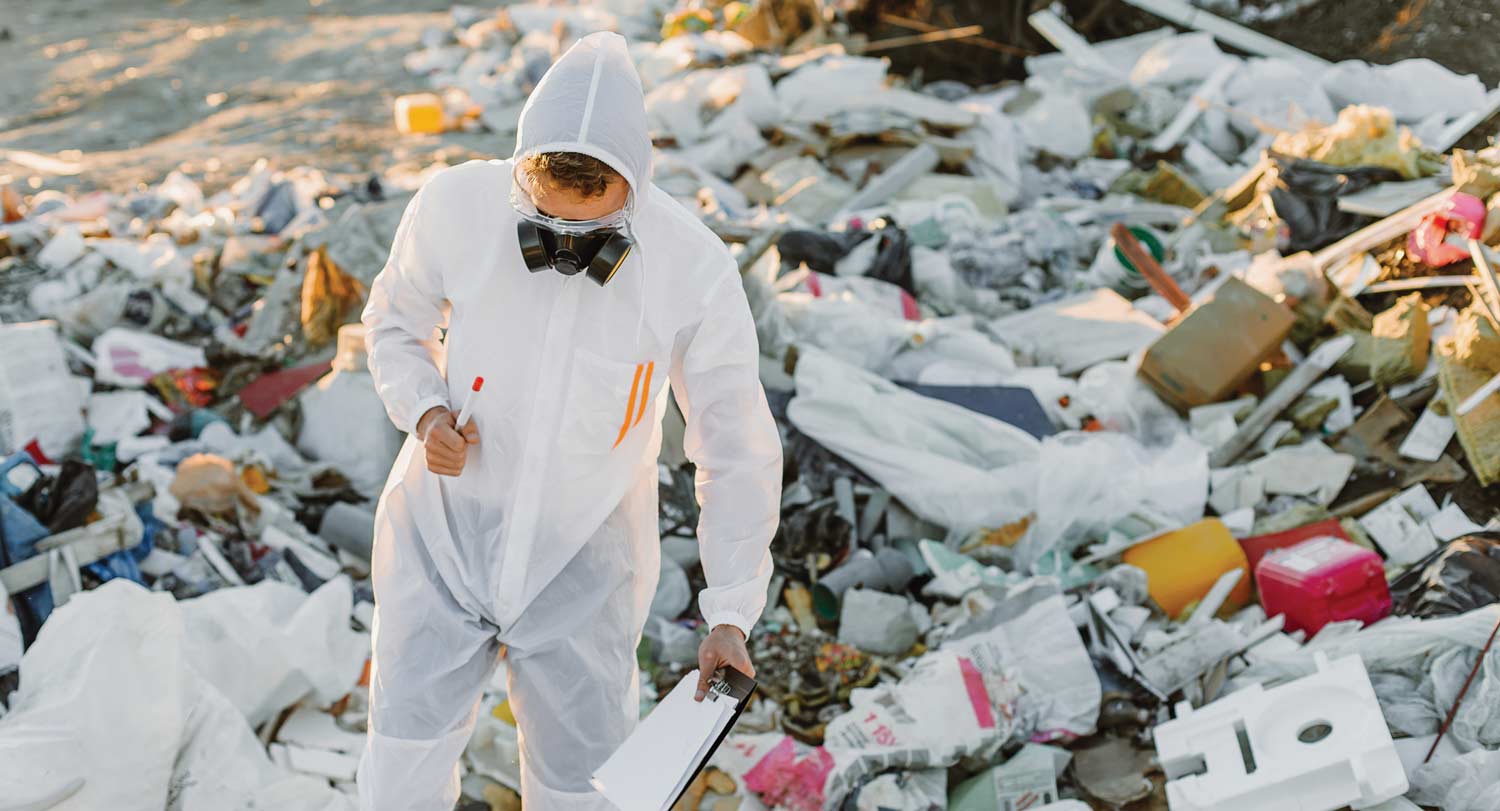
[1155,653,1406,811]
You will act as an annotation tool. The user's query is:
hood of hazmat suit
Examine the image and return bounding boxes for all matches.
[356,31,782,811]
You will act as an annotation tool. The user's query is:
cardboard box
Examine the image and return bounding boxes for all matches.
[1139,277,1295,411]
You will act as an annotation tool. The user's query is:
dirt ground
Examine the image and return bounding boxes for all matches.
[0,0,505,194]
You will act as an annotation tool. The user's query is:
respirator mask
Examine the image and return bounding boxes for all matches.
[511,165,635,287]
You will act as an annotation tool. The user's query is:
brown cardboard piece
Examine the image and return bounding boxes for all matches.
[1138,277,1296,412]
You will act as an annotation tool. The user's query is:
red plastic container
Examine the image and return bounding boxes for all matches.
[1239,518,1350,572]
[1255,536,1391,636]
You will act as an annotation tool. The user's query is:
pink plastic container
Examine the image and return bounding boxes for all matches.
[1255,536,1391,636]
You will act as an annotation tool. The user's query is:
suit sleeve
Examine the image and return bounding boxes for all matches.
[669,263,784,639]
[361,186,452,435]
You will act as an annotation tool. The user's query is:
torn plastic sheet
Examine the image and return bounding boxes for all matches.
[739,734,832,811]
[845,768,947,811]
[821,649,1023,808]
[1128,31,1234,88]
[1221,57,1335,139]
[1016,431,1209,573]
[1391,534,1500,618]
[786,348,1039,534]
[1409,746,1500,811]
[919,540,1019,600]
[179,576,368,728]
[1074,361,1186,448]
[0,581,356,811]
[1320,58,1488,124]
[938,579,1101,741]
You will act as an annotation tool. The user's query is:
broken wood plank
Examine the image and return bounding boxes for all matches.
[861,25,984,53]
[877,12,1034,57]
[1111,222,1192,313]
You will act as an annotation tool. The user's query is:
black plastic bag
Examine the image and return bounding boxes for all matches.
[17,460,99,534]
[776,222,915,295]
[1390,533,1500,618]
[1267,155,1404,253]
[776,229,864,274]
[864,222,915,296]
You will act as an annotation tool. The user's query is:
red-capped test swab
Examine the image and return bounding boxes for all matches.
[455,376,484,429]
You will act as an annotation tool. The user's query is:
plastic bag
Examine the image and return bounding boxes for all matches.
[299,245,366,348]
[843,769,946,811]
[0,581,356,811]
[1265,156,1404,253]
[1017,431,1208,572]
[741,735,834,811]
[939,579,1101,740]
[1320,58,1488,124]
[18,459,99,534]
[777,230,864,274]
[180,576,368,727]
[1074,361,1185,447]
[169,453,261,518]
[1391,534,1500,618]
[821,650,1022,807]
[856,222,915,296]
[786,348,1039,534]
[1409,746,1500,811]
[296,325,404,497]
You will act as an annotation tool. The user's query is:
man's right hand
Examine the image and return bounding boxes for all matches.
[417,406,479,476]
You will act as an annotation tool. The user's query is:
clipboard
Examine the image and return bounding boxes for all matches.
[668,665,757,809]
[591,665,758,811]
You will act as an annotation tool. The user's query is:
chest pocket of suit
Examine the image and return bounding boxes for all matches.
[560,348,665,456]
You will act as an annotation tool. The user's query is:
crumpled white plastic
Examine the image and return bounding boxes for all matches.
[787,348,1039,534]
[1016,80,1092,159]
[939,579,1101,740]
[821,650,1023,808]
[1016,431,1209,572]
[1222,57,1336,140]
[0,580,358,811]
[1129,32,1233,88]
[1074,361,1186,447]
[1409,746,1500,811]
[1320,58,1488,124]
[181,576,369,728]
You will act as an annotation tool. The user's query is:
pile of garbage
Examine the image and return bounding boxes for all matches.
[6,1,1500,809]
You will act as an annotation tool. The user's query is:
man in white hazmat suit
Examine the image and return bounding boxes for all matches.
[357,32,782,810]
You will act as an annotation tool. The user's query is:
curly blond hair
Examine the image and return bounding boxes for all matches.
[520,151,622,198]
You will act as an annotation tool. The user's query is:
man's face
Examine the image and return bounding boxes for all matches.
[523,170,628,222]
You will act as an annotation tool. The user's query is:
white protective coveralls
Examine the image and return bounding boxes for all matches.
[356,32,782,811]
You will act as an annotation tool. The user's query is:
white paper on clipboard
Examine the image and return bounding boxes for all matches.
[591,669,738,811]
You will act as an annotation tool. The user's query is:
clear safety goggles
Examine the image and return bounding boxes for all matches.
[510,162,634,236]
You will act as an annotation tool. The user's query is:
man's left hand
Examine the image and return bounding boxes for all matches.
[695,624,754,701]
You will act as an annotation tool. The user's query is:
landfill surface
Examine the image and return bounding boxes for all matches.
[4,1,1500,810]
